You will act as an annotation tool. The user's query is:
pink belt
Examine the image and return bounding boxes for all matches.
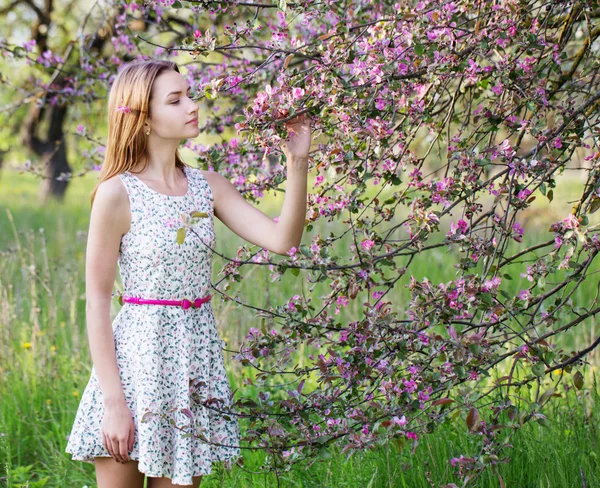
[121,294,212,310]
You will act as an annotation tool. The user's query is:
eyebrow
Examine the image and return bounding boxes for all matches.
[165,85,192,99]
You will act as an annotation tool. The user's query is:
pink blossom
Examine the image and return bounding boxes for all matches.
[563,214,579,230]
[448,219,469,236]
[482,275,501,292]
[372,290,385,300]
[450,455,473,467]
[361,239,375,251]
[392,415,407,426]
[491,82,503,95]
[518,290,530,301]
[117,105,132,114]
[292,87,305,100]
[288,295,302,311]
[554,236,563,249]
[517,188,532,200]
[513,222,525,242]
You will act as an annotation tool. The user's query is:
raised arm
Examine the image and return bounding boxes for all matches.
[204,113,312,256]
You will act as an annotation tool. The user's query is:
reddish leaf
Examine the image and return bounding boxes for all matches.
[283,54,294,69]
[432,398,454,407]
[466,407,479,432]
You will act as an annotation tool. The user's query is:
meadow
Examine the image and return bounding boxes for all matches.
[1,166,599,487]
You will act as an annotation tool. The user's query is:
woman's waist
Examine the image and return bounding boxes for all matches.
[118,287,213,302]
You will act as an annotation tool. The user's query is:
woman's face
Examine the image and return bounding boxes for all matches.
[146,70,200,139]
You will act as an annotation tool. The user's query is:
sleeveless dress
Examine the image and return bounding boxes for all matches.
[65,165,241,485]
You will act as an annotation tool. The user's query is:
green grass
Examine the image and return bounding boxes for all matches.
[1,167,599,487]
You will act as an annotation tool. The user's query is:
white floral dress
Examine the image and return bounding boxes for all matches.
[65,165,241,485]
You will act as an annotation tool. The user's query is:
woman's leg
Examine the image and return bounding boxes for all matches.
[94,456,146,488]
[147,475,203,488]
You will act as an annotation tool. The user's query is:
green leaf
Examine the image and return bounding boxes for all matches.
[300,244,312,257]
[536,416,551,428]
[589,198,600,214]
[539,387,554,404]
[191,211,208,218]
[317,446,331,459]
[573,370,584,390]
[477,79,489,90]
[261,317,267,335]
[532,362,545,377]
[291,267,300,276]
[177,227,187,245]
[204,86,218,100]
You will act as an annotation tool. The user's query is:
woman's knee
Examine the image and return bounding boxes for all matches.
[94,456,145,488]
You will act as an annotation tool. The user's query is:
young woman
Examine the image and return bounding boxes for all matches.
[65,60,312,488]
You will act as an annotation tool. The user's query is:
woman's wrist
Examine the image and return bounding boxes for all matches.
[286,154,309,165]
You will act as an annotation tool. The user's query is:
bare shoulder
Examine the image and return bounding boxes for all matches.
[198,169,229,198]
[199,169,225,187]
[94,175,129,209]
[91,174,130,236]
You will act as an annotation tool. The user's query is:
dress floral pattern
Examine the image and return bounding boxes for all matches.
[65,165,241,485]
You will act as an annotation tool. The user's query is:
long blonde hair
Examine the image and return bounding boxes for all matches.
[90,60,189,207]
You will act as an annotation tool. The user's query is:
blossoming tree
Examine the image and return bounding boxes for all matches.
[3,0,600,484]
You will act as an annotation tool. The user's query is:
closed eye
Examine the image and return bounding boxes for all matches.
[171,91,194,104]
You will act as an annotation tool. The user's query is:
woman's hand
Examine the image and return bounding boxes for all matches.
[280,112,312,163]
[101,401,135,463]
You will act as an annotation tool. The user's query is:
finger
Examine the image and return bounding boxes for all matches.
[128,425,135,454]
[110,437,124,463]
[118,438,129,462]
[105,435,115,459]
[102,432,110,456]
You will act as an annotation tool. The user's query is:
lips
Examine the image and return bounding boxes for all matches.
[186,117,198,124]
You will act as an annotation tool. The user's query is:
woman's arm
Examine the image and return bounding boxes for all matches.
[85,177,131,409]
[204,114,312,256]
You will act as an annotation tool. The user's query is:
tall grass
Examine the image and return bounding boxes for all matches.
[0,168,598,487]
